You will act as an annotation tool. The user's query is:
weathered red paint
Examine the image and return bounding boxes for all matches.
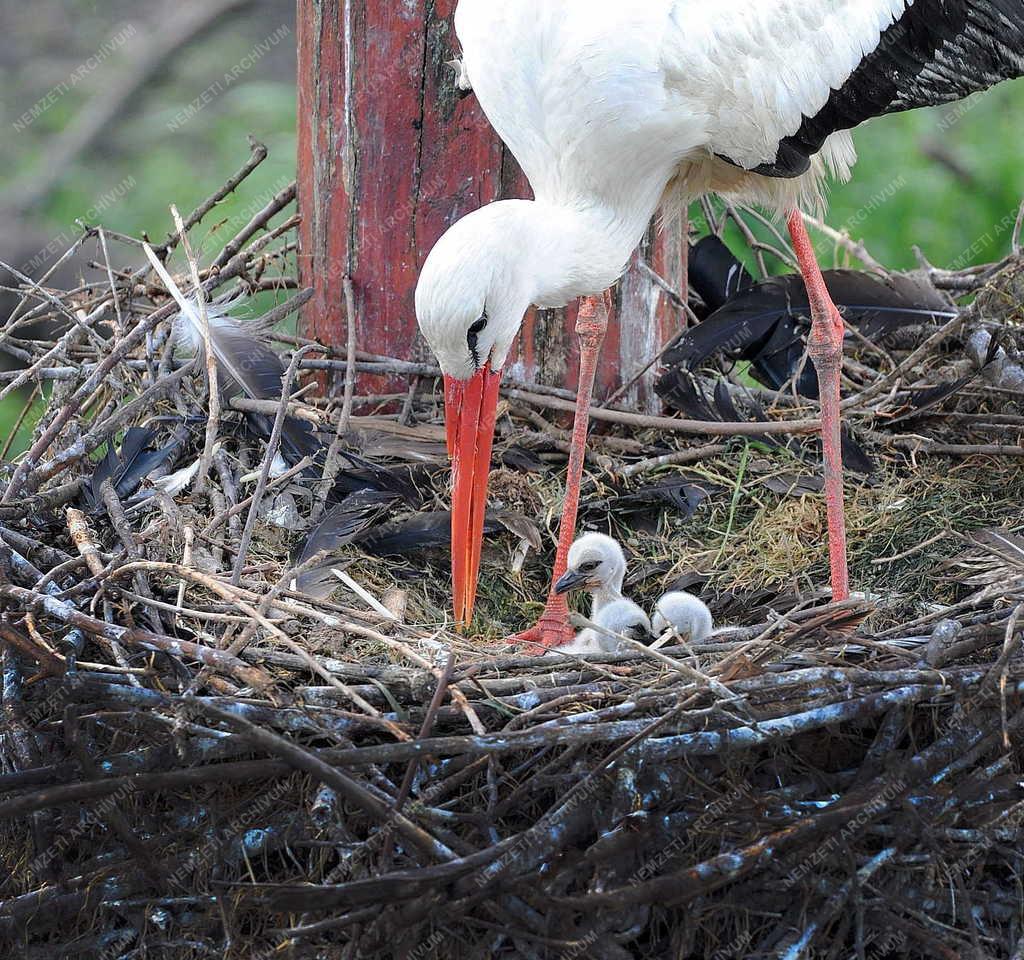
[296,2,688,410]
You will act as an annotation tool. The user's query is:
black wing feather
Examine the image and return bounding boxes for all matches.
[662,266,954,397]
[202,317,322,468]
[688,236,755,313]
[891,332,1002,423]
[195,311,414,498]
[294,490,403,598]
[85,428,180,508]
[358,511,505,557]
[767,0,1024,176]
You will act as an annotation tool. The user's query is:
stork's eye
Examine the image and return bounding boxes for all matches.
[467,315,488,348]
[467,314,488,367]
[579,560,600,573]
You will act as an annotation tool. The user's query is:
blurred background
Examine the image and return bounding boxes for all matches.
[1,0,1022,451]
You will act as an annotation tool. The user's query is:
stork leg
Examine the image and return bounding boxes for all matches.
[787,210,850,602]
[512,294,609,649]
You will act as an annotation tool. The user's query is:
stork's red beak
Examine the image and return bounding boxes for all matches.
[445,363,502,629]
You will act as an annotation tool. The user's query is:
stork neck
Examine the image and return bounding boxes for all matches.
[591,583,625,614]
[525,201,654,309]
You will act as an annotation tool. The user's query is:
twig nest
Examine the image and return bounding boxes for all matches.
[974,256,1024,326]
[486,467,543,517]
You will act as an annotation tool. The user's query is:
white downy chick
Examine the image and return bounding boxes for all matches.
[652,591,714,643]
[546,599,653,657]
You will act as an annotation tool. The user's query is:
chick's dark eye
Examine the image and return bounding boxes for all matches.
[579,560,600,573]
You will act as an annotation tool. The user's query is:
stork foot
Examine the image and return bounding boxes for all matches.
[509,595,575,653]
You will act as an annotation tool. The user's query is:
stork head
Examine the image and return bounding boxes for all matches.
[554,533,627,598]
[594,599,654,646]
[417,203,536,383]
[416,202,537,627]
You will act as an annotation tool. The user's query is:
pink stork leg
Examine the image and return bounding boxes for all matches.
[787,210,850,602]
[513,294,609,648]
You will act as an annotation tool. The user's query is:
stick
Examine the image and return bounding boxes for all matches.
[505,388,822,436]
[0,584,272,691]
[173,207,220,488]
[231,345,312,585]
[182,699,455,864]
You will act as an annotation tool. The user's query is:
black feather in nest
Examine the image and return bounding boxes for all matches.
[688,235,755,316]
[656,375,791,453]
[83,427,181,510]
[294,490,405,599]
[294,501,517,598]
[323,450,421,504]
[240,419,422,504]
[662,236,956,398]
[145,244,321,470]
[582,478,714,532]
[358,511,506,558]
[658,372,875,475]
[242,407,321,471]
[889,332,1002,424]
[173,309,420,502]
[499,445,548,473]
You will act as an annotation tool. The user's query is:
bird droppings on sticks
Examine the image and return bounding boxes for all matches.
[1,146,1024,958]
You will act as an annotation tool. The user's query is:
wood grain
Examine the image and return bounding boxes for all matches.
[296,1,688,410]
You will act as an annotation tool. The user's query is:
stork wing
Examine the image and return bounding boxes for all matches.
[660,0,911,175]
[775,0,1024,175]
[454,0,907,195]
[456,0,1023,189]
[665,0,1024,177]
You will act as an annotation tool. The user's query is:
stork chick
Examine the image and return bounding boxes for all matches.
[553,533,626,614]
[547,599,652,656]
[652,591,714,644]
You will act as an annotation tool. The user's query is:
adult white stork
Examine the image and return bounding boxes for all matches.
[416,0,1024,644]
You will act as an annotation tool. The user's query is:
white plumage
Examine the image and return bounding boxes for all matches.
[546,598,652,656]
[417,0,907,378]
[554,532,627,613]
[652,590,714,643]
[455,0,895,210]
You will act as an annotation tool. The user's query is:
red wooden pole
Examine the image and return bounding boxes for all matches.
[295,1,686,410]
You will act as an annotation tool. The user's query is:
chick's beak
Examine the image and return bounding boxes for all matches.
[446,363,502,629]
[554,569,589,595]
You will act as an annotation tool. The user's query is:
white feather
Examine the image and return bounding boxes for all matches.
[143,242,198,320]
[151,458,201,497]
[144,242,272,393]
